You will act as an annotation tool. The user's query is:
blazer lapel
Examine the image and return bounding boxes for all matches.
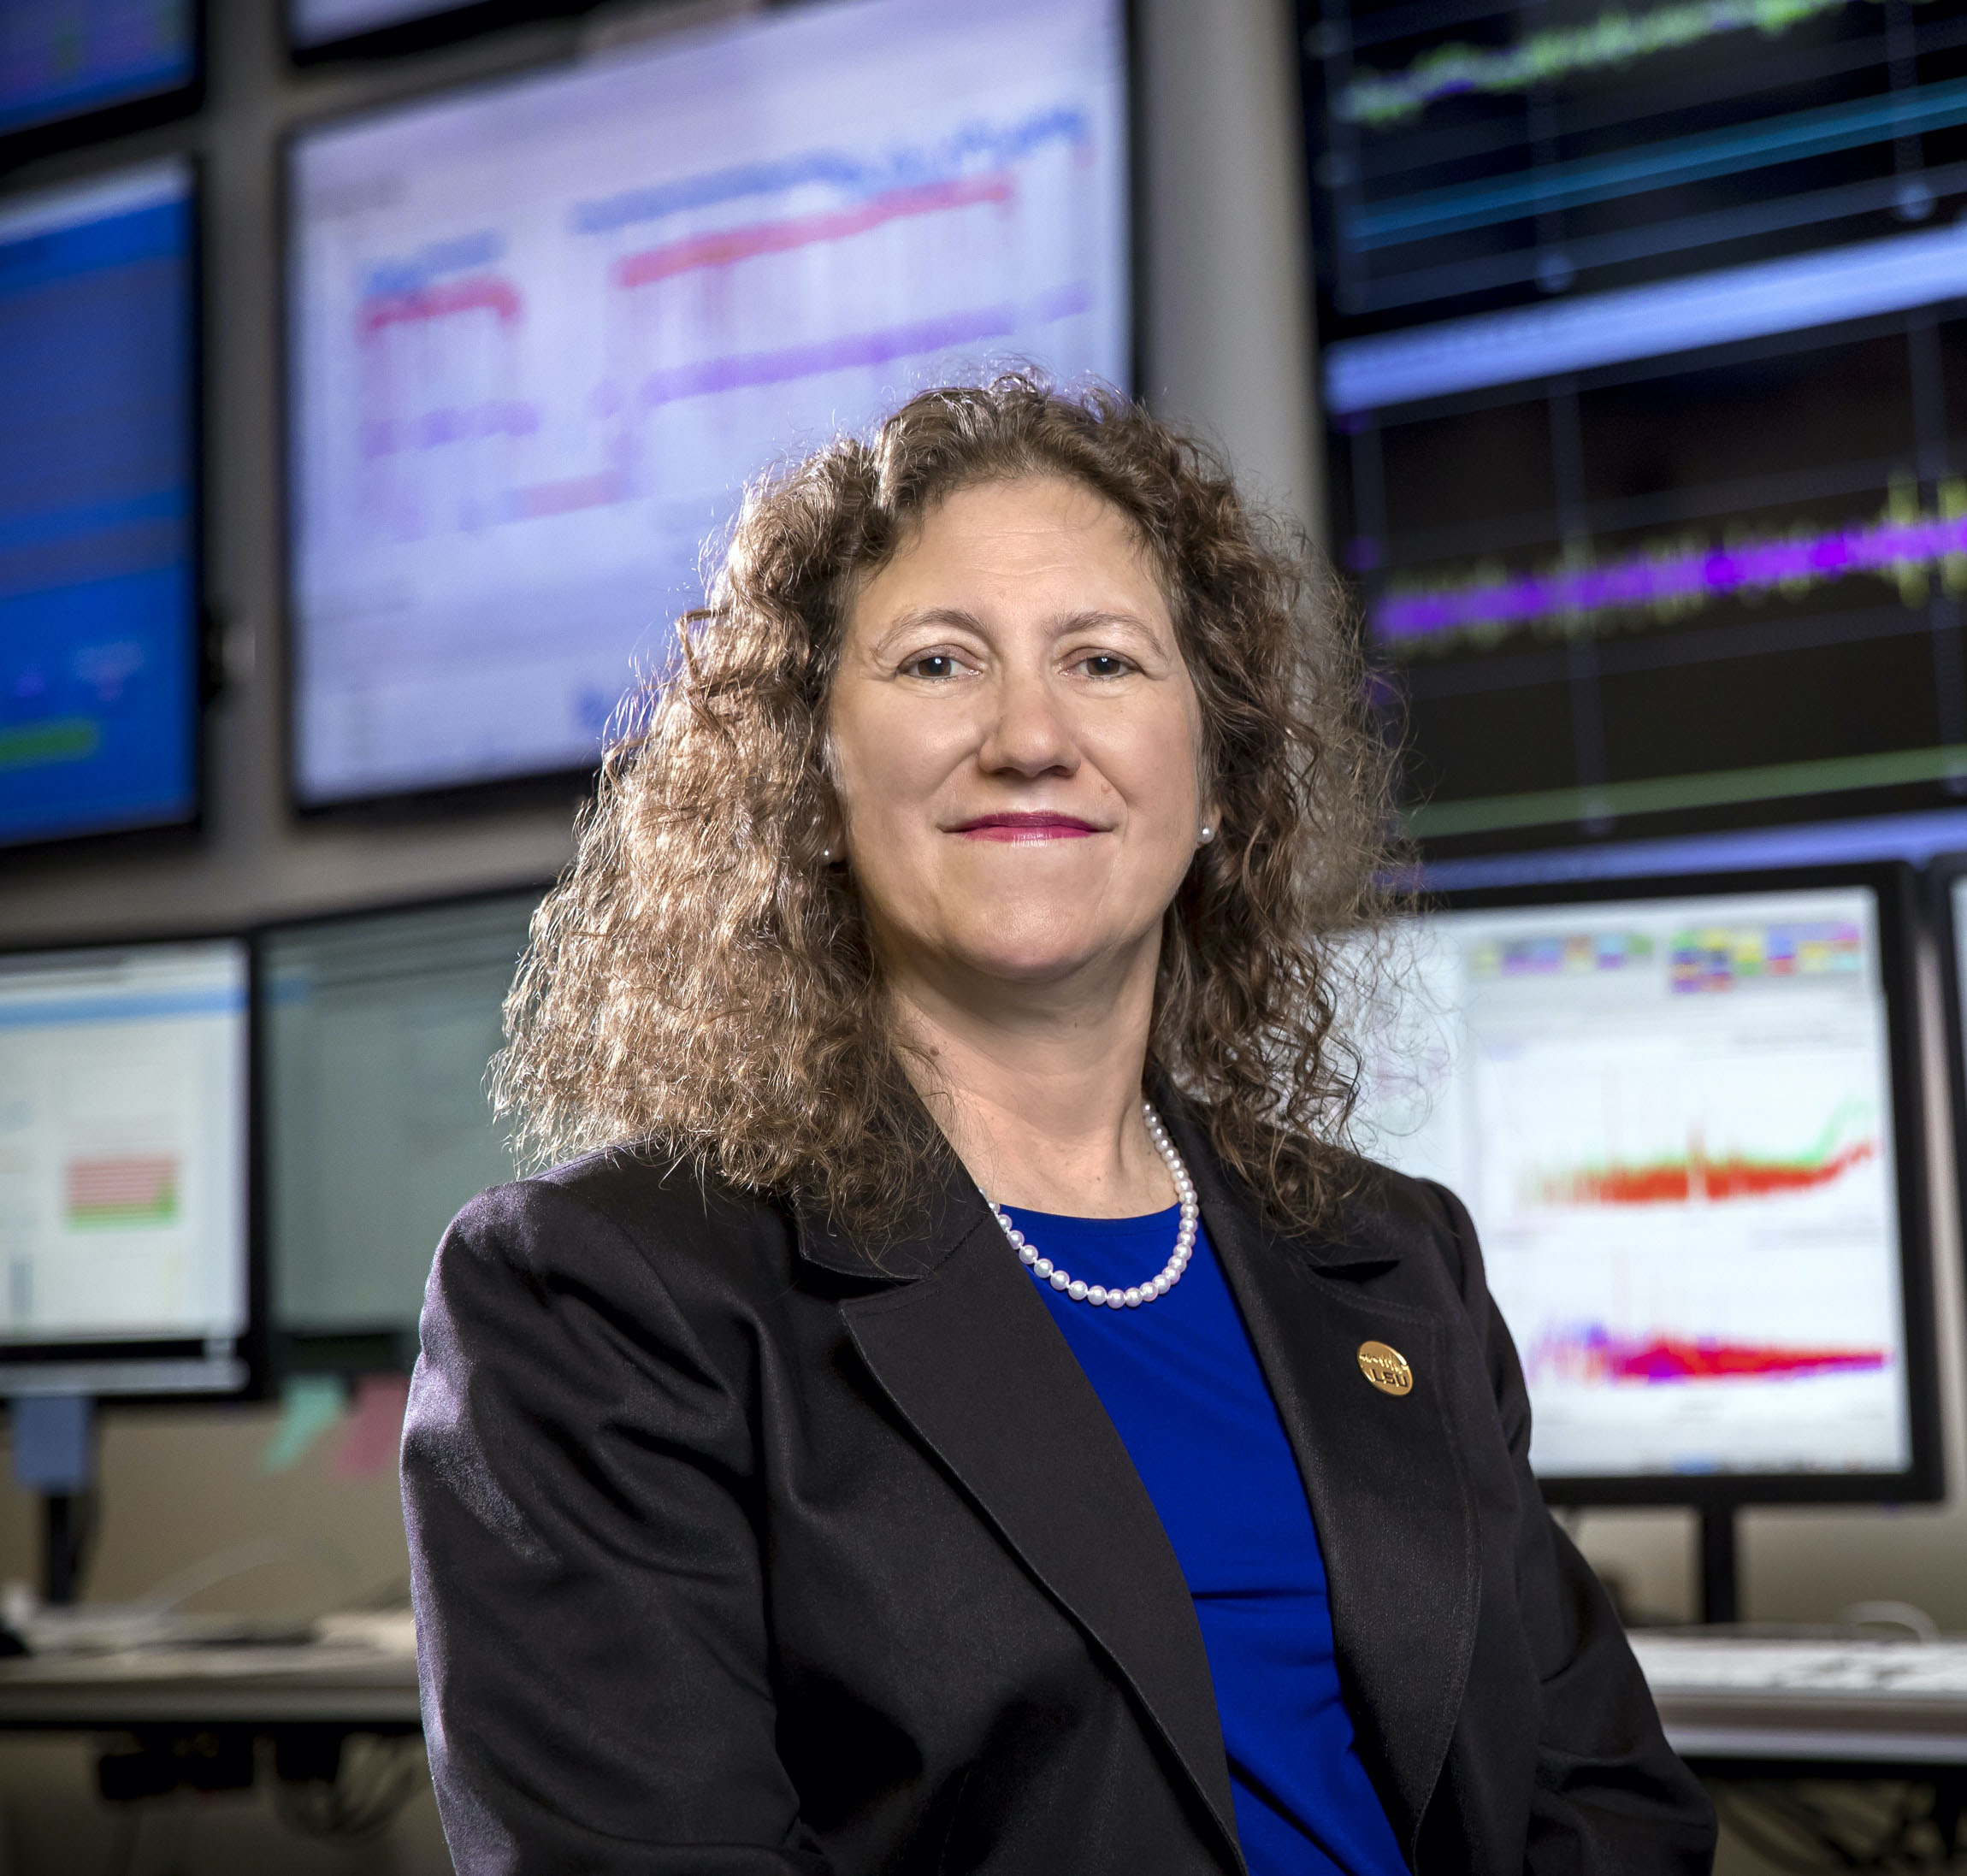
[1165,1105,1480,1855]
[819,1174,1243,1870]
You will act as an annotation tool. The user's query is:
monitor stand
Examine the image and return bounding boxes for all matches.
[41,1491,94,1606]
[1698,1506,1740,1625]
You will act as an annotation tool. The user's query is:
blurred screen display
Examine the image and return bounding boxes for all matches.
[0,160,198,849]
[289,0,476,49]
[0,0,193,137]
[288,0,1129,805]
[1300,0,1967,854]
[0,939,248,1395]
[1356,883,1913,1479]
[263,893,535,1368]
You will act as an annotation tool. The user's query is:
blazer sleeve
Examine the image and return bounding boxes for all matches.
[1424,1180,1718,1876]
[400,1177,832,1876]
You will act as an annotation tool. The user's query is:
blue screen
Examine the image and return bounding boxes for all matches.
[0,161,198,848]
[0,1,194,138]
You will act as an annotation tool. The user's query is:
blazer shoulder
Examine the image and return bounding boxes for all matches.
[447,1142,794,1299]
[1333,1159,1480,1287]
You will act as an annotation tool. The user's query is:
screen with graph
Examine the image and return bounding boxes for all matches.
[0,160,200,850]
[0,937,250,1396]
[1356,880,1922,1484]
[261,892,535,1372]
[287,0,1129,805]
[1,0,195,139]
[1299,0,1967,852]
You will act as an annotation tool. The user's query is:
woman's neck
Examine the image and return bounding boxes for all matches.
[884,950,1176,1220]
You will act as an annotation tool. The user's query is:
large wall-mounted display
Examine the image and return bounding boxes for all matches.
[287,0,1131,807]
[0,935,251,1398]
[0,159,201,852]
[1355,867,1940,1501]
[0,0,198,144]
[1299,0,1967,853]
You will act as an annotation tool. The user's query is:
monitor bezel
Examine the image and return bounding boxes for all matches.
[252,876,555,1381]
[0,923,263,1406]
[1420,858,1943,1508]
[286,0,599,64]
[0,0,205,170]
[1923,849,1967,1330]
[0,151,209,860]
[277,0,1140,820]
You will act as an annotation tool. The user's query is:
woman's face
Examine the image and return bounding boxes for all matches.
[830,474,1213,998]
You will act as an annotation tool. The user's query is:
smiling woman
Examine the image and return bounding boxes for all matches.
[401,377,1716,1876]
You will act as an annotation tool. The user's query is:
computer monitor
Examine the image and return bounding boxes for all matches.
[0,935,251,1397]
[259,888,540,1376]
[286,0,1130,807]
[0,0,199,148]
[1297,0,1967,855]
[1354,864,1940,1507]
[0,158,202,852]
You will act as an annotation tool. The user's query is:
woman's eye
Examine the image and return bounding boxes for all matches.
[903,652,962,680]
[1078,653,1132,679]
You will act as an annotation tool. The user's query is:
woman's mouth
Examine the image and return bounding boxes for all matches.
[951,812,1103,842]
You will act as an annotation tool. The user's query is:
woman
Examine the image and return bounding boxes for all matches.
[402,377,1715,1875]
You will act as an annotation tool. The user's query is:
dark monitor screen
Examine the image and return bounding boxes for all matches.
[260,890,538,1373]
[0,0,196,140]
[1298,0,1967,855]
[0,935,251,1398]
[286,0,1129,806]
[1353,866,1939,1501]
[0,159,199,850]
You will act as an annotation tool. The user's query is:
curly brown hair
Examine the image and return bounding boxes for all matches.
[493,373,1402,1235]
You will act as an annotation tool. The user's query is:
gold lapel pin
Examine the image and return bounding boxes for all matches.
[1356,1340,1413,1396]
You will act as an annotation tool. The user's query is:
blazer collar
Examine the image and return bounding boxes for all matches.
[1167,1099,1480,1860]
[822,1129,1245,1870]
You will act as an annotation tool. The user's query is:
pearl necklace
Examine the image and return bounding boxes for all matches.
[987,1102,1198,1309]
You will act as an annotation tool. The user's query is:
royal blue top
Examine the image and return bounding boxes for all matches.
[1001,1202,1409,1876]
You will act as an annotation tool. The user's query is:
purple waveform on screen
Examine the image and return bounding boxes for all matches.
[1374,510,1967,646]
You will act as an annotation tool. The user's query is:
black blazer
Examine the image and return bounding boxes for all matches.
[402,1099,1716,1875]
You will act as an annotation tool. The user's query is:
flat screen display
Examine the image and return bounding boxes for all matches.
[262,892,535,1370]
[0,0,195,139]
[0,160,199,849]
[0,937,249,1396]
[288,0,1129,805]
[1356,881,1919,1484]
[1299,0,1967,853]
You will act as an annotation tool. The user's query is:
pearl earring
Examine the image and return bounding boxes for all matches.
[1198,824,1214,844]
[820,846,836,864]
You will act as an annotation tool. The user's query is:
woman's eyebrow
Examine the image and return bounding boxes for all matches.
[868,605,986,652]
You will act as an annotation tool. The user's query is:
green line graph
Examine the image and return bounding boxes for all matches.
[1338,0,1930,129]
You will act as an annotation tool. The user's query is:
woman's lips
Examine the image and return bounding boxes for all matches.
[952,812,1103,842]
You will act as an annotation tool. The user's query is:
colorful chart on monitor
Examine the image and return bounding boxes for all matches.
[1355,884,1911,1479]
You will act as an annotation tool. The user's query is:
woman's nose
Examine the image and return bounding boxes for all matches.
[978,667,1078,778]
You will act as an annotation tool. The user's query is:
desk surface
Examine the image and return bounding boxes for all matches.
[2,1623,1965,1765]
[1633,1633,1967,1769]
[0,1614,420,1731]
